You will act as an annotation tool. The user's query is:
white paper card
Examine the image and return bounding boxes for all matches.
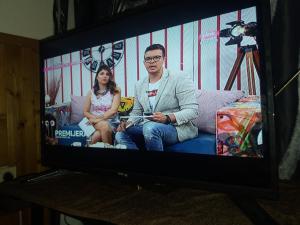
[78,117,95,137]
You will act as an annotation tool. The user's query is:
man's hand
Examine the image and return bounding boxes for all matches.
[152,112,168,123]
[117,121,133,132]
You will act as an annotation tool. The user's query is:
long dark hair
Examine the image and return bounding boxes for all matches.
[93,64,119,96]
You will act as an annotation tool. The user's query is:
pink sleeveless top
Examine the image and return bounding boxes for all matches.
[90,89,114,116]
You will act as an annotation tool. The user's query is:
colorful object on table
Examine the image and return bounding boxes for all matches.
[216,96,263,157]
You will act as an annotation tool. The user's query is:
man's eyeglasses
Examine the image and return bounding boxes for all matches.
[144,55,162,63]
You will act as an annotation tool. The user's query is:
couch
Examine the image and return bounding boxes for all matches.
[45,90,245,155]
[166,90,244,155]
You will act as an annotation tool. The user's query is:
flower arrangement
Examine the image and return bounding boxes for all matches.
[47,75,61,106]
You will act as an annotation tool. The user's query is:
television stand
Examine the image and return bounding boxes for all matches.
[230,195,279,225]
[0,171,283,225]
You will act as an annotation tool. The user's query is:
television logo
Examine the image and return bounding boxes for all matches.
[55,129,85,139]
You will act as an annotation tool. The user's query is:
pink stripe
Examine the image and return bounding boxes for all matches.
[198,20,202,89]
[150,32,153,45]
[90,48,93,89]
[136,36,140,80]
[80,50,83,96]
[164,29,168,68]
[237,10,242,90]
[70,53,73,95]
[43,62,79,72]
[124,39,127,96]
[45,60,48,95]
[60,55,64,102]
[216,16,220,90]
[180,25,184,70]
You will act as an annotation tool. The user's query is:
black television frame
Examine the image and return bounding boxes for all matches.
[40,0,277,198]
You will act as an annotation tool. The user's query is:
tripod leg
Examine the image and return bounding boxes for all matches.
[246,52,254,95]
[224,49,245,90]
[252,49,260,77]
[249,52,256,95]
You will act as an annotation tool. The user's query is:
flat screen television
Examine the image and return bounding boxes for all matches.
[40,0,277,197]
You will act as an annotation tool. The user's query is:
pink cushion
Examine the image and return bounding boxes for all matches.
[70,95,87,124]
[192,90,244,134]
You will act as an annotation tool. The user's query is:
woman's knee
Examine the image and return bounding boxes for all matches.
[95,121,111,132]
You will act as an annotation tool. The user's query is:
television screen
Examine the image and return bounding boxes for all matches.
[40,0,277,195]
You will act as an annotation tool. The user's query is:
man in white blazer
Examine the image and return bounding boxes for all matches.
[115,44,198,151]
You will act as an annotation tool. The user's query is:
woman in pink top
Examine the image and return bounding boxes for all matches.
[83,65,121,145]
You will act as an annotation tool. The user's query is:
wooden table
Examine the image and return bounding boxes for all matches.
[0,170,281,225]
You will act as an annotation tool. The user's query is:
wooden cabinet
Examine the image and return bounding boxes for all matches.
[0,33,41,176]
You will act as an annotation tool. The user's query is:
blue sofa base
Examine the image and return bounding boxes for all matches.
[166,131,216,155]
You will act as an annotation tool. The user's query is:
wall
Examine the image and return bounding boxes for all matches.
[0,0,75,40]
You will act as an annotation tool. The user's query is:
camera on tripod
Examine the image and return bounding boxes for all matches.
[219,20,257,46]
[219,20,259,94]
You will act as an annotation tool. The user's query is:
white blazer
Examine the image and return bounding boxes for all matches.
[128,68,199,142]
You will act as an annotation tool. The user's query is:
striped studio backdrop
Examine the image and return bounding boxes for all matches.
[44,7,259,105]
